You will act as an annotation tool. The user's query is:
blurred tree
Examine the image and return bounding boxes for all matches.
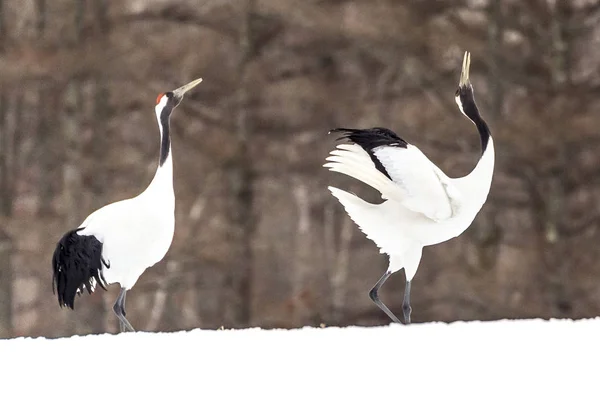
[0,93,15,337]
[229,0,256,326]
[1,0,600,337]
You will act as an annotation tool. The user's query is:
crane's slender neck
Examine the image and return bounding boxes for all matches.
[460,99,491,156]
[145,105,174,197]
[454,94,495,201]
[474,117,490,155]
[158,108,171,167]
[461,103,494,203]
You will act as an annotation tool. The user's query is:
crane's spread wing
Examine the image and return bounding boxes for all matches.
[373,145,458,220]
[324,128,460,221]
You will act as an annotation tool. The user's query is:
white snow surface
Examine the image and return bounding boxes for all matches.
[0,318,597,398]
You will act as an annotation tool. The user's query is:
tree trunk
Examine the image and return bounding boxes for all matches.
[543,1,572,315]
[0,92,13,337]
[488,0,504,122]
[326,204,354,325]
[0,0,5,51]
[0,229,12,338]
[228,0,256,327]
[36,0,46,39]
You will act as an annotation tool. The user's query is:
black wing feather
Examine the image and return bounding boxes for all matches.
[52,228,109,309]
[330,127,408,179]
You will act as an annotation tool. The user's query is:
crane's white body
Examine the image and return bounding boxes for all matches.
[326,138,494,281]
[77,96,175,289]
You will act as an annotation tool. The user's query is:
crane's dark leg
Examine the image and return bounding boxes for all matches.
[117,288,126,332]
[369,271,402,324]
[402,279,412,324]
[113,288,135,333]
[119,292,128,333]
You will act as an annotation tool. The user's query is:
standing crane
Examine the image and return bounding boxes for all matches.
[52,78,203,332]
[324,51,494,324]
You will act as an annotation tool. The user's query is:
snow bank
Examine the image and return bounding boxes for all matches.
[0,318,597,398]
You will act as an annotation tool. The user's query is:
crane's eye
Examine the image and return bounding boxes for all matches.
[156,93,165,105]
[455,89,460,96]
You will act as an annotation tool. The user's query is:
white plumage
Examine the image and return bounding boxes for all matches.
[324,51,494,324]
[78,106,176,290]
[52,78,202,332]
[77,171,175,290]
[326,142,494,261]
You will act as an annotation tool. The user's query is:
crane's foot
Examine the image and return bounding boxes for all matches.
[118,318,135,333]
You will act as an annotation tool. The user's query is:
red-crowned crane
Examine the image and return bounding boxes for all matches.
[324,52,494,324]
[52,78,203,332]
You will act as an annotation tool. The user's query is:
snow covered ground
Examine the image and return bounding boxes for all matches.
[0,318,597,398]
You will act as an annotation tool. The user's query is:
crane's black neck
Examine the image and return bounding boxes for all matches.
[474,116,490,155]
[159,108,171,167]
[462,99,491,155]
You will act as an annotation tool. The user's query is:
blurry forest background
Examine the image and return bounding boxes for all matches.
[1,0,600,338]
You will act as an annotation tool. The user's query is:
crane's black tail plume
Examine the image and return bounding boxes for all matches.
[52,228,109,309]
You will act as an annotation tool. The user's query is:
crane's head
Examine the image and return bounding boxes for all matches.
[454,51,491,153]
[454,51,477,120]
[155,77,203,116]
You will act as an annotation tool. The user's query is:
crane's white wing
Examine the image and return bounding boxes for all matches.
[328,186,416,255]
[325,143,460,221]
[373,145,460,220]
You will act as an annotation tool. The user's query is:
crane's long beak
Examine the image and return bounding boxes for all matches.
[173,78,203,99]
[459,51,470,87]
